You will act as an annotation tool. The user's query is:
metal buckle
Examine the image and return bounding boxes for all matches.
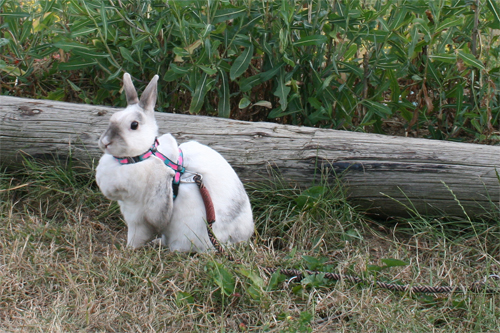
[180,172,201,183]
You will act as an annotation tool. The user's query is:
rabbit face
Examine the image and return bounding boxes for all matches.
[98,73,159,157]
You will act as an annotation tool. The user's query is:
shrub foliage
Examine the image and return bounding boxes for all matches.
[1,0,500,140]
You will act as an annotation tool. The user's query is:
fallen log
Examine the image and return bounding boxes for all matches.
[1,95,499,218]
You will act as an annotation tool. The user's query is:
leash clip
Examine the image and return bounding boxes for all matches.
[180,172,202,184]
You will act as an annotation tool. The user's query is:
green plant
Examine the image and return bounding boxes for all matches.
[1,0,499,141]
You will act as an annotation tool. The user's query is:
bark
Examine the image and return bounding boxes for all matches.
[1,96,499,218]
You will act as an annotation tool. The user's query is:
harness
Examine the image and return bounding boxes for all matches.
[114,138,185,198]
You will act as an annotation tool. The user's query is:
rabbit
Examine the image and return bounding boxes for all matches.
[96,73,254,251]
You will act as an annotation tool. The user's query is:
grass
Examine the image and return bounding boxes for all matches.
[1,160,500,332]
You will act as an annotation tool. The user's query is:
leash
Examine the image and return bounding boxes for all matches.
[193,174,238,262]
[193,176,499,294]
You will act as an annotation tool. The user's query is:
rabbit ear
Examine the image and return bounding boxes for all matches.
[139,75,159,112]
[123,73,139,105]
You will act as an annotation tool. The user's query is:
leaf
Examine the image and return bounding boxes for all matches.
[70,26,97,37]
[266,270,285,291]
[246,285,262,300]
[213,7,247,24]
[361,100,392,117]
[486,0,500,29]
[413,18,431,41]
[33,12,56,33]
[238,268,264,288]
[0,12,30,18]
[209,263,235,297]
[457,50,485,70]
[185,39,203,54]
[268,107,299,119]
[72,48,109,58]
[170,63,189,74]
[299,312,314,325]
[273,71,291,111]
[164,70,181,82]
[260,63,284,81]
[58,58,98,70]
[53,41,91,52]
[361,30,389,43]
[295,186,326,210]
[387,69,400,104]
[238,97,251,109]
[339,61,363,78]
[300,273,327,288]
[427,61,441,84]
[100,1,107,41]
[429,53,456,64]
[381,258,409,267]
[240,74,263,92]
[407,25,419,58]
[198,65,217,76]
[308,97,322,110]
[0,64,25,76]
[389,8,408,30]
[218,69,230,118]
[302,255,327,271]
[46,89,65,101]
[282,53,295,67]
[153,18,164,36]
[435,17,463,34]
[471,118,482,133]
[66,79,81,92]
[119,47,139,66]
[0,38,9,47]
[292,34,327,47]
[229,45,253,80]
[201,24,213,39]
[107,68,122,81]
[175,291,194,305]
[173,46,189,62]
[343,44,357,60]
[252,100,272,109]
[189,73,210,114]
[367,264,384,272]
[455,83,464,115]
[131,34,150,46]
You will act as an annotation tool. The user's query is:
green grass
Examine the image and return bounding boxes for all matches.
[1,160,500,332]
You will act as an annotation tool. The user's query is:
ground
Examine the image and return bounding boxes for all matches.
[0,162,499,332]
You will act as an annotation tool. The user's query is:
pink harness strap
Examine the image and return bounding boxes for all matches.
[113,138,185,198]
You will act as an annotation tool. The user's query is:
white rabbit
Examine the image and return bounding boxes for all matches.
[96,73,254,251]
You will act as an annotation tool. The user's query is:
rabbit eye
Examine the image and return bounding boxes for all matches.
[131,121,139,130]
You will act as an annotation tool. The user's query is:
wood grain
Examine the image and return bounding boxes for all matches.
[1,96,499,218]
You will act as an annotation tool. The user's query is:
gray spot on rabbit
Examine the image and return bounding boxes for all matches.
[98,123,124,151]
[132,112,143,123]
[106,123,123,141]
[225,191,247,222]
[153,176,173,216]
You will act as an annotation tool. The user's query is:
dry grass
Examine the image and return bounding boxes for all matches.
[1,162,500,332]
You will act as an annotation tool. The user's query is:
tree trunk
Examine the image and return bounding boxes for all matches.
[1,96,499,218]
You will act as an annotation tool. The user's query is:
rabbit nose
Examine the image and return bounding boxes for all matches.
[100,137,112,149]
